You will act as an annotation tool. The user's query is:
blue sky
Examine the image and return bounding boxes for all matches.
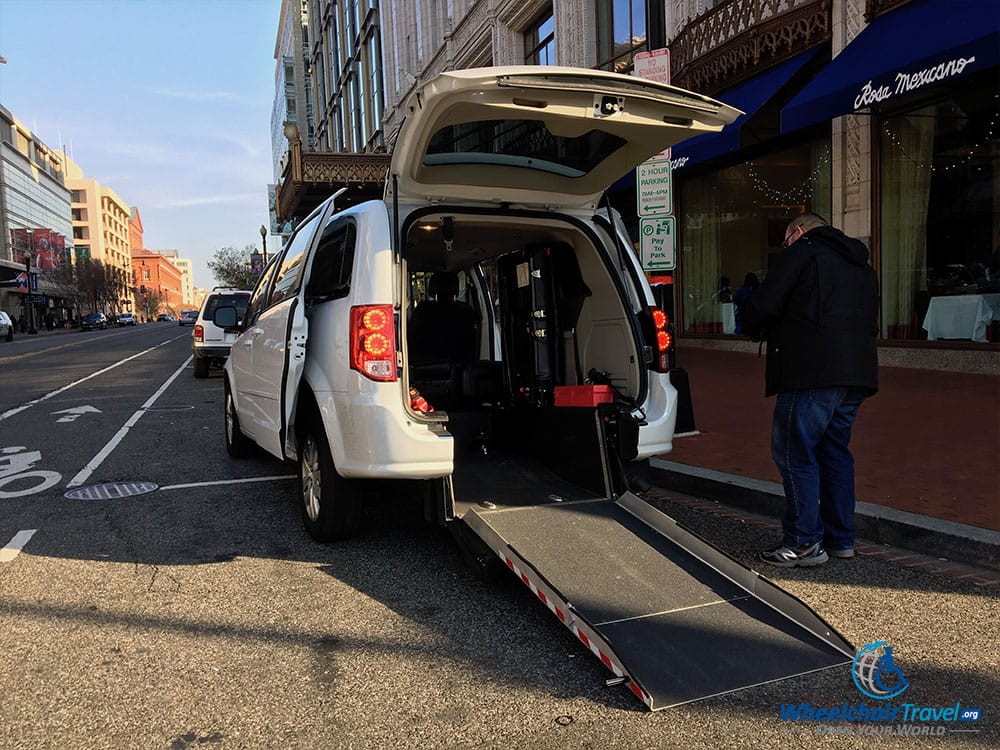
[0,0,280,289]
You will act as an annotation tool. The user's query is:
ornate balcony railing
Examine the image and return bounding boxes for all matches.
[866,0,913,21]
[670,0,830,94]
[275,132,390,224]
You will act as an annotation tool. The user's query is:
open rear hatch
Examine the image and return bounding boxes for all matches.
[388,66,741,211]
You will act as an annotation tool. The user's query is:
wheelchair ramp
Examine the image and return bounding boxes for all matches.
[462,491,853,710]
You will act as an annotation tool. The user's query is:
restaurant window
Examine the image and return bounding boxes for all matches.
[678,141,831,334]
[596,0,646,73]
[524,7,554,65]
[879,77,999,341]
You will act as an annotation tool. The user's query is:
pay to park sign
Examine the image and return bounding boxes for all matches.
[639,216,675,271]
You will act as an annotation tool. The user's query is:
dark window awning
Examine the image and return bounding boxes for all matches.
[782,0,1000,133]
[671,50,818,171]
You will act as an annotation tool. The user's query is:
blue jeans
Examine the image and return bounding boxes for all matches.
[771,387,869,549]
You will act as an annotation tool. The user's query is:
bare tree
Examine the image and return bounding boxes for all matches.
[207,245,259,289]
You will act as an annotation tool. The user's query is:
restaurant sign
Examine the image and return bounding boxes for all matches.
[854,55,977,110]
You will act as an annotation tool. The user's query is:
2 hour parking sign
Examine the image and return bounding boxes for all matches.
[639,216,676,271]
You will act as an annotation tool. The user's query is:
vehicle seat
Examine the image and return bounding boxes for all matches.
[408,272,478,406]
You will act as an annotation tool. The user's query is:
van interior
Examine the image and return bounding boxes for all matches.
[403,212,649,514]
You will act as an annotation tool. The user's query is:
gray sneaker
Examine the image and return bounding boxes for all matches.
[828,547,855,559]
[760,541,829,568]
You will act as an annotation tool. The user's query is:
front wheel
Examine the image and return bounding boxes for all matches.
[298,423,359,542]
[224,385,253,458]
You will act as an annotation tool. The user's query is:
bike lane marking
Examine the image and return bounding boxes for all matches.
[0,530,37,563]
[0,333,190,422]
[66,355,192,489]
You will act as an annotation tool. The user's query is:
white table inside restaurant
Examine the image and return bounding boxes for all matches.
[922,293,1000,342]
[721,302,736,334]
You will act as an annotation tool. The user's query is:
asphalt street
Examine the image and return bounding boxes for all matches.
[0,326,996,749]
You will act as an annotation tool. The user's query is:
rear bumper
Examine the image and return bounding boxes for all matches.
[317,387,453,479]
[193,345,233,360]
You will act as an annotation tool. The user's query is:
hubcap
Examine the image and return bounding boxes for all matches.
[225,393,236,444]
[301,435,321,522]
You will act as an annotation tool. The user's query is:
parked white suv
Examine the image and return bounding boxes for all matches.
[219,66,737,540]
[192,288,251,378]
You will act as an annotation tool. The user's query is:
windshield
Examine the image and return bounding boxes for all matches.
[424,119,625,177]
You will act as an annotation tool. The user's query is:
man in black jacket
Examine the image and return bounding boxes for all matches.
[743,212,879,567]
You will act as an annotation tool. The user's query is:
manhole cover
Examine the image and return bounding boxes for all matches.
[64,482,159,500]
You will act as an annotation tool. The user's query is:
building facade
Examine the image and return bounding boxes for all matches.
[0,104,74,327]
[371,0,998,356]
[665,0,998,349]
[272,0,391,229]
[66,157,135,317]
[131,249,184,320]
[171,256,196,307]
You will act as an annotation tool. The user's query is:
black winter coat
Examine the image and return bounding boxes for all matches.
[742,225,879,397]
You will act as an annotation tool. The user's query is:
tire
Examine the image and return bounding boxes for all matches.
[224,384,253,458]
[193,356,210,379]
[5,329,11,342]
[298,420,359,542]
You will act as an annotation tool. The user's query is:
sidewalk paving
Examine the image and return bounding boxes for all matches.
[648,344,1000,570]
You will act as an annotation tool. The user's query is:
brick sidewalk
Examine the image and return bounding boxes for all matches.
[644,486,1000,589]
[665,346,1000,532]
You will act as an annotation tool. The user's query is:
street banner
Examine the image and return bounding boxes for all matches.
[32,229,56,272]
[11,228,30,256]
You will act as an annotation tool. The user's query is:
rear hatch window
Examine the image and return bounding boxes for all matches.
[205,294,250,321]
[425,119,626,178]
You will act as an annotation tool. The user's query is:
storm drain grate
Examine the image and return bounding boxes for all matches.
[64,482,159,500]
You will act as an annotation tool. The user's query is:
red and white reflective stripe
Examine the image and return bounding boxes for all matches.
[500,552,652,709]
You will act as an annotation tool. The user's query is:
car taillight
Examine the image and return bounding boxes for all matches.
[650,306,671,372]
[350,304,397,382]
[194,324,203,342]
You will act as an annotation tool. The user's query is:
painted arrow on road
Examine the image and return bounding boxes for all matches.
[52,405,102,423]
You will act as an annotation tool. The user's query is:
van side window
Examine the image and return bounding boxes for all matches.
[269,212,322,306]
[244,260,281,326]
[305,219,356,300]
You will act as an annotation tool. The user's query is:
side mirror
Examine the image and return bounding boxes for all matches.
[213,306,239,329]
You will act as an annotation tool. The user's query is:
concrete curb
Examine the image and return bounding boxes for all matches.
[647,458,1000,573]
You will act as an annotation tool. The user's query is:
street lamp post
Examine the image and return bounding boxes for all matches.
[23,249,37,334]
[260,224,268,266]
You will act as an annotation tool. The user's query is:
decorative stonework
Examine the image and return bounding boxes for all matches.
[845,0,864,45]
[671,0,830,94]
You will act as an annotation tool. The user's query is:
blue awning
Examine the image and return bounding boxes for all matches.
[671,49,818,170]
[782,0,1000,133]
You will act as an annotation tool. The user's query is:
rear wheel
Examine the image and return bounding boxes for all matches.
[224,385,253,458]
[299,421,359,542]
[193,356,210,378]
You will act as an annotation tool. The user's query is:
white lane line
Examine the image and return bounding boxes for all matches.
[0,333,191,422]
[66,356,193,488]
[159,476,297,491]
[0,529,37,563]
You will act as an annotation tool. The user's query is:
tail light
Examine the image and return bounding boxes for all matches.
[350,304,397,381]
[193,324,204,342]
[650,306,671,372]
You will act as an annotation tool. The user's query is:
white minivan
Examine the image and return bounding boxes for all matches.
[220,67,738,541]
